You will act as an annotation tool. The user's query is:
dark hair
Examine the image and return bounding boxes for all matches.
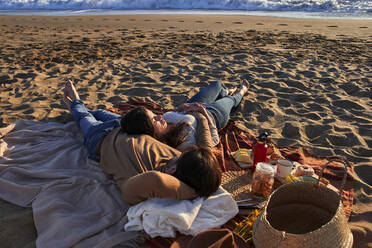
[173,146,222,197]
[159,122,189,149]
[120,106,154,136]
[121,107,189,149]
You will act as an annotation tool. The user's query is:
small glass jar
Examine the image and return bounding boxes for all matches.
[251,162,275,198]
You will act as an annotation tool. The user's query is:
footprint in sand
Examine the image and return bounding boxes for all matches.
[304,124,332,140]
[123,87,156,97]
[327,25,338,28]
[278,24,288,26]
[196,21,203,23]
[282,123,300,139]
[216,21,222,24]
[329,132,361,147]
[97,93,105,100]
[332,99,365,110]
[13,104,31,111]
[359,26,368,29]
[304,112,322,121]
[304,25,312,27]
[129,19,136,21]
[233,22,243,24]
[23,108,34,115]
[161,19,168,22]
[178,20,184,22]
[145,19,151,22]
[256,23,264,25]
[0,75,10,87]
[14,72,37,80]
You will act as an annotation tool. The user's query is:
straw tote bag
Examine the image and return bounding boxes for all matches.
[252,159,353,248]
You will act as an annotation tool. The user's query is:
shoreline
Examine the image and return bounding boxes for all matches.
[1,9,371,20]
[0,14,371,39]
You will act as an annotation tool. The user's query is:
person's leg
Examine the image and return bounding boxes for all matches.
[70,100,104,137]
[64,80,116,136]
[205,93,243,129]
[205,80,250,129]
[64,80,119,161]
[72,104,120,161]
[88,109,121,122]
[187,81,228,104]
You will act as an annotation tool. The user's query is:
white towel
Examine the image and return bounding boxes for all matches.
[124,187,238,238]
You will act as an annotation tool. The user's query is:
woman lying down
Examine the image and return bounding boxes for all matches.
[63,79,248,206]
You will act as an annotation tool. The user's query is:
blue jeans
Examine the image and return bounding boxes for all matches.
[187,81,243,129]
[70,100,121,161]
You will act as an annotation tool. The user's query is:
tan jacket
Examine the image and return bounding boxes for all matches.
[100,129,197,205]
[99,115,212,205]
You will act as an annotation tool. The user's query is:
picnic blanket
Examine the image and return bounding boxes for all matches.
[111,97,355,248]
[0,120,147,248]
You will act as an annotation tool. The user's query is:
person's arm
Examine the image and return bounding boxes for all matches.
[209,124,220,147]
[180,102,215,126]
[191,112,214,149]
[191,105,220,146]
[120,171,197,205]
[176,103,189,112]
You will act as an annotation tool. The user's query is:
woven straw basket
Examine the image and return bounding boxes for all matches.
[253,159,353,248]
[221,170,252,201]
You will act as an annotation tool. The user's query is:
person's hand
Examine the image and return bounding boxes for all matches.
[163,156,179,174]
[183,102,206,114]
[176,103,189,112]
[188,111,206,120]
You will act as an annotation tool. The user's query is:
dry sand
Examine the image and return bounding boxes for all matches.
[0,14,371,247]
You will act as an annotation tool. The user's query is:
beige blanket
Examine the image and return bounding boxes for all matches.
[0,120,147,248]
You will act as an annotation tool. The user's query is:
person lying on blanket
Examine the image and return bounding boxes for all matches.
[121,79,250,152]
[63,80,223,205]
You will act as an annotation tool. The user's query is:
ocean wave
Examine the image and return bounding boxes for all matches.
[0,0,371,13]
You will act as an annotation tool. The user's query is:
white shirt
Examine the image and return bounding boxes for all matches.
[163,111,219,151]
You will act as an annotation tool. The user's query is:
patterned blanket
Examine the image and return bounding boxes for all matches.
[109,97,354,248]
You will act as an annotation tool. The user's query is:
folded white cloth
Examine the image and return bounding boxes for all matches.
[124,187,238,238]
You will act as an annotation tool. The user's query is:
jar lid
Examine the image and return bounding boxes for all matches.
[256,162,275,175]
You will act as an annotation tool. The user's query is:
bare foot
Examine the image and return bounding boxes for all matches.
[238,79,250,96]
[63,79,80,109]
[226,87,238,96]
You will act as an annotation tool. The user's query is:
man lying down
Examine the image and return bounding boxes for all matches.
[63,79,223,206]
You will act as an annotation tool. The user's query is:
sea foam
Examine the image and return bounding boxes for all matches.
[0,0,371,13]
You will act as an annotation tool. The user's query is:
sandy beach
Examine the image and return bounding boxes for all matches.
[0,14,371,247]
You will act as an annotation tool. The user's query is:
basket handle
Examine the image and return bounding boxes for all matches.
[316,158,349,198]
